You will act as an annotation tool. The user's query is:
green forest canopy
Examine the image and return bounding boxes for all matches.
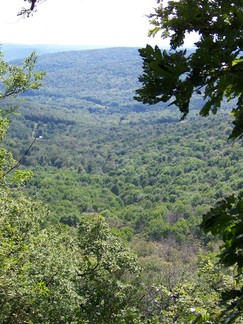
[0,0,243,322]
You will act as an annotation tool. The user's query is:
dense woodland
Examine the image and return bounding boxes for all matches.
[1,0,242,321]
[1,45,242,322]
[5,48,242,230]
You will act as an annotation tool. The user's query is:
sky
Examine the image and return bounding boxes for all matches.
[0,0,197,48]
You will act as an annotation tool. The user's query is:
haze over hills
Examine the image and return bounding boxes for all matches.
[8,46,199,115]
[2,45,198,115]
[31,47,145,112]
[1,43,110,61]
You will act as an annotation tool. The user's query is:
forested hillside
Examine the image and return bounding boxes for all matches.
[4,47,242,239]
[21,47,143,111]
[2,47,243,322]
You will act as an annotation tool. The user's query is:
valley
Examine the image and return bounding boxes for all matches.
[1,46,243,322]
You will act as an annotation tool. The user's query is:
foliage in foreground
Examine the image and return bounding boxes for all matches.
[136,0,243,140]
[0,185,141,322]
[202,194,243,323]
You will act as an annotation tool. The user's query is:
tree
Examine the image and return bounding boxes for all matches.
[0,199,141,322]
[0,51,44,181]
[18,0,45,17]
[76,214,141,323]
[0,51,44,101]
[135,0,243,321]
[135,0,243,139]
[139,252,242,323]
[0,188,80,323]
[202,194,243,323]
[0,51,44,180]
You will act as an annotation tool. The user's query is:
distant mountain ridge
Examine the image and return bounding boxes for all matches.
[1,43,109,61]
[2,45,201,114]
[20,46,201,114]
[23,47,147,112]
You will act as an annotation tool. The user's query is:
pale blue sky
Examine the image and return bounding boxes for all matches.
[1,0,197,48]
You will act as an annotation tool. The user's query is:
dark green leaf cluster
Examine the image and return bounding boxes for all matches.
[135,0,243,139]
[202,194,243,323]
[202,193,243,270]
